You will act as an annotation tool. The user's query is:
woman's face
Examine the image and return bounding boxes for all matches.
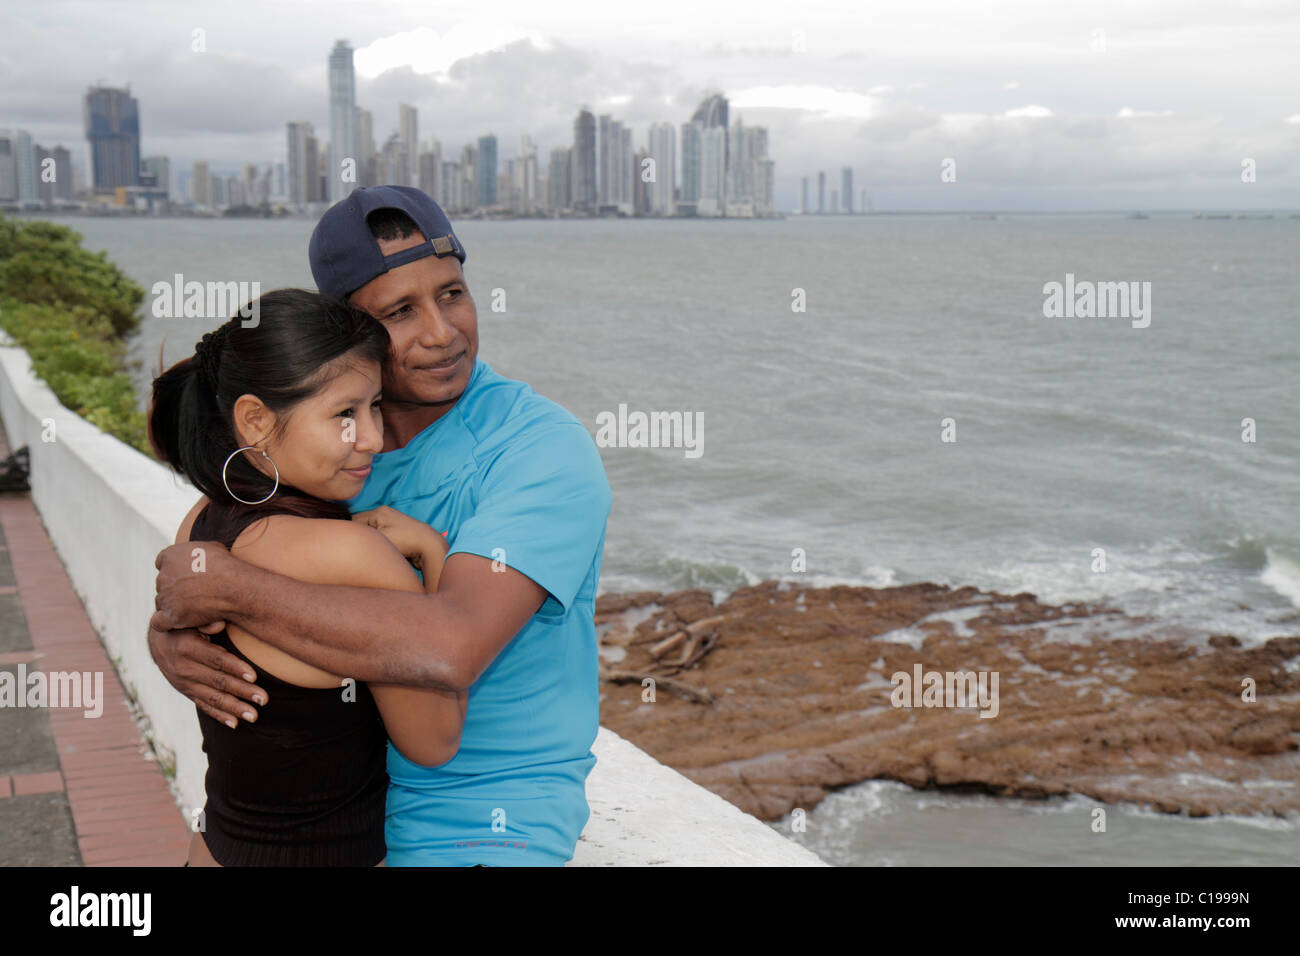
[238,357,385,502]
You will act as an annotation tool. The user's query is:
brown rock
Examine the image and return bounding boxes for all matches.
[597,580,1300,821]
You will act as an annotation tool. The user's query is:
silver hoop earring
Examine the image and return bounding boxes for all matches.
[221,446,280,505]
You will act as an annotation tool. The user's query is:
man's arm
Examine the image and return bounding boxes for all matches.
[151,543,545,721]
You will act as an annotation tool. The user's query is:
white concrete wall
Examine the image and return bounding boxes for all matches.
[0,336,826,866]
[0,337,206,816]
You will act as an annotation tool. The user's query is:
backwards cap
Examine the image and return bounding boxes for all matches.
[308,185,466,299]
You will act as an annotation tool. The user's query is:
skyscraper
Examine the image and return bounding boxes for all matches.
[35,144,72,203]
[381,133,408,187]
[841,167,854,213]
[328,40,358,203]
[398,104,418,186]
[192,160,211,207]
[571,108,596,213]
[755,159,775,215]
[0,132,20,202]
[141,155,170,198]
[83,86,140,190]
[691,93,729,210]
[722,118,773,215]
[618,125,632,212]
[680,122,701,204]
[817,171,826,213]
[596,117,633,211]
[647,122,676,215]
[440,159,459,210]
[597,114,611,206]
[286,121,315,205]
[518,135,539,212]
[356,107,375,186]
[419,140,441,202]
[10,131,37,205]
[725,114,750,207]
[459,143,477,211]
[549,146,571,212]
[697,126,726,216]
[305,135,322,202]
[632,147,649,216]
[476,134,498,208]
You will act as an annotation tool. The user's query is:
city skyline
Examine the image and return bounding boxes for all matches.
[4,48,790,219]
[3,2,1300,211]
[2,47,808,217]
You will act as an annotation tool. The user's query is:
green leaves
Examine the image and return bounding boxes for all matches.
[0,218,144,338]
[0,213,149,454]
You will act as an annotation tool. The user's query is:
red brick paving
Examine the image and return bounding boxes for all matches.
[11,770,63,795]
[0,492,190,865]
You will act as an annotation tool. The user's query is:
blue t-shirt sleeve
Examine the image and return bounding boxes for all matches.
[446,420,612,614]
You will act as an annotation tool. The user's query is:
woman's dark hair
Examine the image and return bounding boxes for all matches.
[148,288,391,541]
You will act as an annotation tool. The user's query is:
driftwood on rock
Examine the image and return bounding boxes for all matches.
[601,669,714,705]
[649,631,687,659]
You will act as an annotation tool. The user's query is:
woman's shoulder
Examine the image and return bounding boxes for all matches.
[174,495,210,545]
[233,510,421,591]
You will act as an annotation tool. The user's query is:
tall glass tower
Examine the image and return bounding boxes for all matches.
[83,86,140,190]
[328,40,358,204]
[571,108,596,213]
[476,134,498,208]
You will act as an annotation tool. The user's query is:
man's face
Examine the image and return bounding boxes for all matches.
[348,230,478,406]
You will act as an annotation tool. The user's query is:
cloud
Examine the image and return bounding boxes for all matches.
[1003,104,1053,119]
[730,85,884,119]
[1117,107,1175,118]
[354,24,550,79]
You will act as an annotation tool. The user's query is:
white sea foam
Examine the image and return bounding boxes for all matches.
[1261,547,1300,609]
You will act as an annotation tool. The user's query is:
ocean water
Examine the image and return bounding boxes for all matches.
[50,212,1300,864]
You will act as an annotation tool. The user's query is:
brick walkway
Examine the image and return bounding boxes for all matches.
[0,423,190,866]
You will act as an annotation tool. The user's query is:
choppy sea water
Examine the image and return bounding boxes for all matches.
[53,213,1300,864]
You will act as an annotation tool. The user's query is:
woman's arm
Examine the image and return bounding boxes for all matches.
[230,516,467,767]
[347,508,465,765]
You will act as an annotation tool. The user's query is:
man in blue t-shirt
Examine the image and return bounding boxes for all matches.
[148,186,612,866]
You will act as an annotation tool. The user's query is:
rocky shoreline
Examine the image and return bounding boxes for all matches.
[595,581,1300,821]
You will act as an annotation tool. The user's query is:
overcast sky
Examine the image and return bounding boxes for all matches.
[3,0,1299,210]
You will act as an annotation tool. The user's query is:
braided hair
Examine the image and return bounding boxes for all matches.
[192,322,231,392]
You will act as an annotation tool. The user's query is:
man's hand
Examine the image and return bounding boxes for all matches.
[151,539,265,727]
[147,618,268,728]
[154,539,234,630]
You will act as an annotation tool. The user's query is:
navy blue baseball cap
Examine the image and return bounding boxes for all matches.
[309,185,467,299]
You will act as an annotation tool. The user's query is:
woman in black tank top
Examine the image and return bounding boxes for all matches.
[149,291,465,866]
[187,499,389,866]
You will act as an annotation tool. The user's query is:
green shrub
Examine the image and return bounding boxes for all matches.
[0,214,149,454]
